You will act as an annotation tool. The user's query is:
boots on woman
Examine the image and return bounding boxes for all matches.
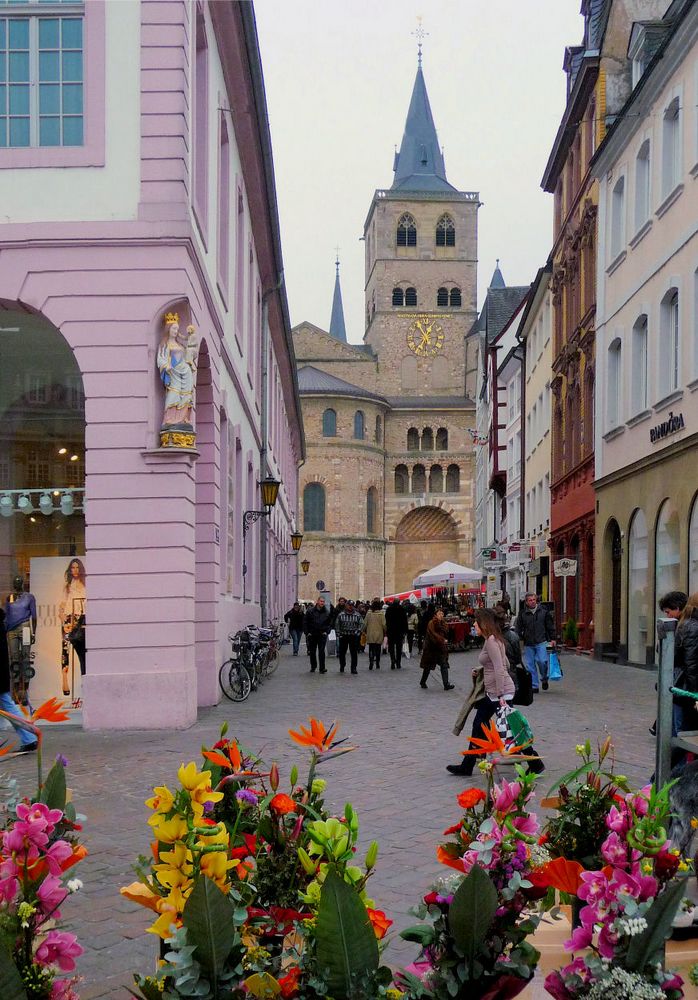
[440,664,455,690]
[420,668,429,689]
[446,760,475,775]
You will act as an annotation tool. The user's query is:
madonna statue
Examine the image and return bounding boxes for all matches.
[157,312,198,448]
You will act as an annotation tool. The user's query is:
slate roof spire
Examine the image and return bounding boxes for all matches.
[329,254,347,343]
[391,53,456,193]
[489,259,506,289]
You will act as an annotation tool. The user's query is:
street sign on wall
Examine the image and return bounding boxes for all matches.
[553,558,577,577]
[315,580,326,591]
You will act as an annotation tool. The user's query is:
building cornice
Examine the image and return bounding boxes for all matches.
[542,55,599,192]
[594,429,698,491]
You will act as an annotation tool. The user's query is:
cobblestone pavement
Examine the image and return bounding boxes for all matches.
[8,646,671,997]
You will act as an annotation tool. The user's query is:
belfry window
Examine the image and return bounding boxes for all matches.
[435,214,455,246]
[437,287,448,307]
[392,287,404,307]
[404,287,417,307]
[396,213,417,247]
[449,287,461,307]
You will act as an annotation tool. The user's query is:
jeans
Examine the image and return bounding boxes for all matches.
[289,628,303,655]
[0,692,36,747]
[523,643,549,688]
[306,633,327,672]
[388,634,404,668]
[338,634,360,672]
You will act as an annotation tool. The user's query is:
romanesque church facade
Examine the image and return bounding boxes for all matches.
[293,59,479,600]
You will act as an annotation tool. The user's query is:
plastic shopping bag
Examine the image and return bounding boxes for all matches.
[402,637,410,659]
[549,649,563,681]
[495,704,533,754]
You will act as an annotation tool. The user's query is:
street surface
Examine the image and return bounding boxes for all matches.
[8,646,689,998]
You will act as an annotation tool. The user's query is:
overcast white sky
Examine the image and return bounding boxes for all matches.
[253,0,583,343]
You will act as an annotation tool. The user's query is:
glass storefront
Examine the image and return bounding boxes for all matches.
[627,508,648,664]
[690,496,698,596]
[655,498,681,605]
[0,313,85,705]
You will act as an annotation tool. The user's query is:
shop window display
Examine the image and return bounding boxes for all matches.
[0,314,85,706]
[627,509,648,664]
[655,499,681,607]
[690,495,698,594]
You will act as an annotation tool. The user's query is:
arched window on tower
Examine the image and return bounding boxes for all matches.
[412,464,426,493]
[405,287,417,307]
[322,408,336,437]
[366,487,377,535]
[392,287,404,306]
[407,427,419,451]
[375,414,382,444]
[437,287,449,307]
[429,465,443,492]
[303,483,325,531]
[449,287,462,307]
[394,464,408,494]
[396,213,417,247]
[436,427,448,450]
[353,410,365,440]
[435,214,455,247]
[421,427,434,451]
[446,464,460,492]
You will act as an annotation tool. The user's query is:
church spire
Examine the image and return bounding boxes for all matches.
[489,259,506,289]
[329,254,347,343]
[391,47,456,193]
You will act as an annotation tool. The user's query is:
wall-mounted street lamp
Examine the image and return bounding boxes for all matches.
[301,559,310,576]
[242,476,281,603]
[274,531,304,586]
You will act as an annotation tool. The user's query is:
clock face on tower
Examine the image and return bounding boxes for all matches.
[406,314,445,358]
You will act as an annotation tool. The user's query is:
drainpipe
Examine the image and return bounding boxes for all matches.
[260,272,284,626]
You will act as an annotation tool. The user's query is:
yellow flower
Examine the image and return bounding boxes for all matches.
[146,785,175,817]
[148,885,190,939]
[151,814,188,844]
[200,850,237,886]
[155,843,193,889]
[178,761,212,791]
[691,818,698,830]
[189,783,224,821]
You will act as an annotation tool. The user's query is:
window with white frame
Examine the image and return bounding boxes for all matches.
[514,430,521,479]
[662,97,681,198]
[631,314,648,415]
[610,175,625,260]
[634,140,650,232]
[507,437,514,477]
[659,289,680,397]
[607,337,622,429]
[0,0,84,147]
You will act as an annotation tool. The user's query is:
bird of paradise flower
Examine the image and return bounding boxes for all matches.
[288,716,356,790]
[0,696,71,792]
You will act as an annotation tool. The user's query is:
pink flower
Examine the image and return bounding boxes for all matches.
[16,801,63,834]
[0,875,19,904]
[607,803,630,833]
[578,870,609,907]
[600,831,628,865]
[597,920,619,959]
[37,874,67,915]
[491,779,521,813]
[50,979,80,1000]
[512,813,539,837]
[629,786,651,816]
[564,906,595,952]
[44,840,74,876]
[35,930,82,972]
[544,971,575,999]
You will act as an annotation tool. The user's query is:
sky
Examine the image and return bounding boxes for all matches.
[253,0,584,343]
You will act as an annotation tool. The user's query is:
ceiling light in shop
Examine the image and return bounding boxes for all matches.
[39,493,53,516]
[17,495,33,515]
[70,455,78,462]
[58,448,67,455]
[29,516,36,523]
[60,492,74,516]
[0,495,13,518]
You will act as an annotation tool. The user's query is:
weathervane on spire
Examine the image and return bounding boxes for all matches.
[334,246,340,277]
[412,16,428,67]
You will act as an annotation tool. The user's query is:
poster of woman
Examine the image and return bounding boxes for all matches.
[27,556,86,708]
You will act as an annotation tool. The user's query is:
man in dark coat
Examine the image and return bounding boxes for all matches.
[514,593,555,692]
[385,600,409,670]
[304,597,331,674]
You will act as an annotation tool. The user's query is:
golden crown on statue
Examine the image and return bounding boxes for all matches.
[165,311,179,326]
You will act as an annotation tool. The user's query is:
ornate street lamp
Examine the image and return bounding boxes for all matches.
[291,531,303,552]
[242,476,281,603]
[301,559,310,575]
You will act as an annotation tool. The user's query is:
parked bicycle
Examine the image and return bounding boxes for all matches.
[218,621,282,703]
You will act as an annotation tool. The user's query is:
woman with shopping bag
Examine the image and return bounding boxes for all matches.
[446,608,514,775]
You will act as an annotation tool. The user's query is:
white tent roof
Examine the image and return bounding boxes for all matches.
[412,560,481,587]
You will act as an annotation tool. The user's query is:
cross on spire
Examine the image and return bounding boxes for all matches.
[334,245,340,276]
[412,16,428,67]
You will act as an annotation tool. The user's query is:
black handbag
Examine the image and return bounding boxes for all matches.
[68,615,85,646]
[513,665,533,707]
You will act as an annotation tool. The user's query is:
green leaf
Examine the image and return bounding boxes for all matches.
[447,864,498,976]
[0,947,27,1000]
[39,760,66,811]
[182,877,238,988]
[315,868,379,1000]
[399,924,436,945]
[625,878,685,972]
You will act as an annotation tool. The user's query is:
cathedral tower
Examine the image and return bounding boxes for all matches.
[363,55,480,398]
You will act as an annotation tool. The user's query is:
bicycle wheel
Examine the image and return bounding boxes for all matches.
[265,643,279,676]
[219,659,251,702]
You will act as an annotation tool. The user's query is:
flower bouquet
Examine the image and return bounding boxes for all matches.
[397,762,546,1000]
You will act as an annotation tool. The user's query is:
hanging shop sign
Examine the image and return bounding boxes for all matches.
[649,411,684,444]
[553,558,578,577]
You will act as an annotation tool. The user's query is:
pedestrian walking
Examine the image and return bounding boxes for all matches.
[385,599,408,670]
[0,606,38,752]
[672,592,698,768]
[417,600,434,652]
[304,596,331,674]
[446,608,514,775]
[284,601,305,656]
[419,609,455,690]
[407,605,419,654]
[335,600,363,674]
[363,598,385,670]
[651,590,688,737]
[514,593,555,692]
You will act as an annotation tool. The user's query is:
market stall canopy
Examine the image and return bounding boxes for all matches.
[412,561,481,587]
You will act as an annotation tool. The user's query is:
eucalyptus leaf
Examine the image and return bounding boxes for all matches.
[182,878,238,988]
[447,864,498,977]
[399,924,436,945]
[39,760,66,811]
[0,947,27,1000]
[315,868,379,1000]
[625,878,685,972]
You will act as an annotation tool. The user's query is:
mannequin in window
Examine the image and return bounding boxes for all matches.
[157,312,198,438]
[59,558,86,695]
[4,575,37,705]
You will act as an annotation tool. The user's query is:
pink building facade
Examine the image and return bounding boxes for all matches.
[0,1,304,729]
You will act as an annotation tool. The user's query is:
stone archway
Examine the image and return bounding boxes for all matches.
[393,506,460,593]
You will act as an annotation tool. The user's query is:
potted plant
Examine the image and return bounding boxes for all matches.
[562,617,579,648]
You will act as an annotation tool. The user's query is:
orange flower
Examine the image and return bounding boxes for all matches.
[30,698,70,723]
[120,882,162,914]
[288,717,338,753]
[529,857,584,895]
[269,793,297,815]
[366,907,393,940]
[443,821,463,836]
[461,718,529,757]
[0,741,16,757]
[202,739,246,773]
[436,844,465,872]
[457,788,487,809]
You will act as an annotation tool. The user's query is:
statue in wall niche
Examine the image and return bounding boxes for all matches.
[157,311,198,448]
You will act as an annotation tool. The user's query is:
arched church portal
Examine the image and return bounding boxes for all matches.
[393,506,460,592]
